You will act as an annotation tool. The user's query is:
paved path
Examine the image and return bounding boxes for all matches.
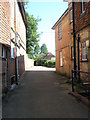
[26,66,56,71]
[3,67,88,118]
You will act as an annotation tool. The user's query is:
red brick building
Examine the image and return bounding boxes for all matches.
[74,1,90,80]
[52,1,90,79]
[52,8,72,77]
[0,1,27,92]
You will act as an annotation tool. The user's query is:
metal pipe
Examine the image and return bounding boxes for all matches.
[15,0,18,85]
[77,34,80,82]
[72,2,76,80]
[72,70,74,92]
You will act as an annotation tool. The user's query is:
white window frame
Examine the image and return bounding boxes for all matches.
[70,8,73,22]
[71,46,74,60]
[58,24,61,40]
[11,41,15,58]
[59,51,63,67]
[81,42,87,61]
[80,0,85,14]
[2,46,6,58]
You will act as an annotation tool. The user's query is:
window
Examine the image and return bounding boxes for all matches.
[2,46,6,58]
[81,42,87,61]
[59,51,63,67]
[80,0,85,14]
[71,46,74,60]
[58,24,61,40]
[70,8,73,22]
[20,45,21,56]
[11,41,15,58]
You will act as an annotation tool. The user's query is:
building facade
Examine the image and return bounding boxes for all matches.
[0,0,27,92]
[52,1,90,79]
[74,1,90,76]
[52,8,72,77]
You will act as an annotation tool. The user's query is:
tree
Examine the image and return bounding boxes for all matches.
[26,12,41,59]
[23,0,29,9]
[34,44,40,56]
[41,44,48,54]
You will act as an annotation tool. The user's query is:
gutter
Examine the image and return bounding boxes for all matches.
[15,1,18,85]
[52,8,68,30]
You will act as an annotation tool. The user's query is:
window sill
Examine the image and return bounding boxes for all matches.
[71,58,74,61]
[70,20,73,24]
[80,11,85,17]
[11,57,15,59]
[2,57,6,60]
[81,59,88,62]
[60,65,63,67]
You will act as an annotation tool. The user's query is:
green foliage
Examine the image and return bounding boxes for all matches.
[34,54,43,61]
[34,44,40,56]
[35,59,55,68]
[41,44,48,54]
[44,59,55,67]
[23,0,29,9]
[26,12,41,59]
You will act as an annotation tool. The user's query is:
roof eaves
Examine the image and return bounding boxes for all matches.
[52,8,68,30]
[17,1,28,27]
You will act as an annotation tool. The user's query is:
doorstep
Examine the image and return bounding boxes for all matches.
[69,92,90,107]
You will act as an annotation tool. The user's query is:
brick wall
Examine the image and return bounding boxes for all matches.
[74,2,90,33]
[0,1,26,91]
[7,48,15,87]
[55,10,72,77]
[74,2,90,75]
[67,2,90,80]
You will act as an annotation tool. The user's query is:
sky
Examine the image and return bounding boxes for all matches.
[26,1,68,55]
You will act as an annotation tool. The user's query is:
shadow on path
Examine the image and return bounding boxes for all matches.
[2,69,88,118]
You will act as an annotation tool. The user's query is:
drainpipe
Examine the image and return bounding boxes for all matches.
[72,2,76,80]
[77,34,80,82]
[15,0,18,85]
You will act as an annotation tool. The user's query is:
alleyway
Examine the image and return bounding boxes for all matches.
[3,67,88,118]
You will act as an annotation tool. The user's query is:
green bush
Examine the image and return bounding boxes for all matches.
[43,59,55,68]
[35,59,55,68]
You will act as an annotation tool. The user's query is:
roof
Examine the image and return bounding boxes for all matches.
[18,1,27,27]
[47,52,55,57]
[52,8,68,30]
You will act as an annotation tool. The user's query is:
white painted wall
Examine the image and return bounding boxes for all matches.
[16,1,26,50]
[25,54,34,70]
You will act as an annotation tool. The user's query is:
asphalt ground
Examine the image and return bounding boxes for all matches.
[2,67,89,118]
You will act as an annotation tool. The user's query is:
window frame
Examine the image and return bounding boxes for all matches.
[71,46,74,60]
[11,41,15,59]
[81,42,88,62]
[2,46,6,58]
[70,8,73,23]
[80,0,85,14]
[59,51,63,67]
[58,24,61,40]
